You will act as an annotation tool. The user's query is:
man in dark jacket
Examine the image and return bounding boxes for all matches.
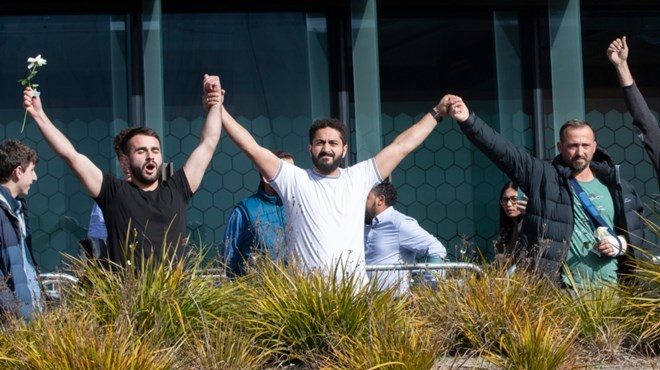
[442,95,657,287]
[607,36,660,187]
[0,139,43,320]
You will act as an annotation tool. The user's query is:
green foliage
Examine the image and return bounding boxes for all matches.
[416,262,558,352]
[233,259,379,361]
[182,319,271,370]
[64,244,236,343]
[315,299,439,370]
[618,210,660,353]
[0,236,656,368]
[556,277,633,358]
[0,309,178,369]
[492,309,580,370]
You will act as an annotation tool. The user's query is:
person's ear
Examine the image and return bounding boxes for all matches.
[12,166,23,180]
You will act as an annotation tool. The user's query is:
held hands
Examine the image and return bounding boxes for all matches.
[202,74,223,111]
[607,36,628,66]
[441,94,470,122]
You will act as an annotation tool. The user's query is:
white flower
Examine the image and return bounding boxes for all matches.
[27,54,47,69]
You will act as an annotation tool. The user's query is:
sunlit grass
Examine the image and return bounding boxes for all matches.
[0,223,657,369]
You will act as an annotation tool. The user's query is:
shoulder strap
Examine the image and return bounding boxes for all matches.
[569,179,623,253]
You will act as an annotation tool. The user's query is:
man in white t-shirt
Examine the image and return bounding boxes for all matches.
[219,97,449,282]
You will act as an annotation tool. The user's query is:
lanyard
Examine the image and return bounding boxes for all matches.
[569,179,623,252]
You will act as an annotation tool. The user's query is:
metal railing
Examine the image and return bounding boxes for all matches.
[365,262,483,278]
[40,273,79,301]
[37,261,483,301]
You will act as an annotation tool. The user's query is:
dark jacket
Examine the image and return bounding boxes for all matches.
[623,82,660,188]
[0,189,43,320]
[460,112,656,282]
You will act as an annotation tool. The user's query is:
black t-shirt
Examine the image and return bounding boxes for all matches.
[95,169,193,267]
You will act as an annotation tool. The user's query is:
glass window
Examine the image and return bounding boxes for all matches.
[161,12,331,253]
[581,11,660,207]
[0,15,130,271]
[378,12,511,260]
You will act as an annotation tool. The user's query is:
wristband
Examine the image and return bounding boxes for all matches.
[429,108,443,123]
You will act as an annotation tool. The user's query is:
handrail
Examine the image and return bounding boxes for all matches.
[40,272,79,301]
[365,262,482,278]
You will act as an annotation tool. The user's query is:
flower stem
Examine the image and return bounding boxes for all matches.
[20,66,38,133]
[21,109,28,133]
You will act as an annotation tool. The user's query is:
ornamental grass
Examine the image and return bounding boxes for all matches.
[0,225,657,369]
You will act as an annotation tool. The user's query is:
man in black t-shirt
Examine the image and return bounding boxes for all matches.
[23,74,223,267]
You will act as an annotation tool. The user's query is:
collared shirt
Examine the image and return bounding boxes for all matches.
[364,206,446,295]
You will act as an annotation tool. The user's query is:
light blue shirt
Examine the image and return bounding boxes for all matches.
[364,206,447,295]
[87,203,107,240]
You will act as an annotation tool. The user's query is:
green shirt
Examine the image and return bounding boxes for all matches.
[562,178,618,288]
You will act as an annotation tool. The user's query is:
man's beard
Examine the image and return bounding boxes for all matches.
[570,156,590,171]
[311,152,342,175]
[129,162,160,185]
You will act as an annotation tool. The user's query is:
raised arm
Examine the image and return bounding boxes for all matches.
[607,36,633,87]
[183,74,223,193]
[220,105,281,180]
[23,87,103,197]
[374,98,448,179]
[608,37,660,179]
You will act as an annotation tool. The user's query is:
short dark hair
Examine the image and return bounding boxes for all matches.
[308,118,348,145]
[371,179,398,207]
[559,119,595,143]
[119,127,161,155]
[0,139,38,183]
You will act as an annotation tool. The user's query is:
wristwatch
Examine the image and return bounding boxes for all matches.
[429,107,443,123]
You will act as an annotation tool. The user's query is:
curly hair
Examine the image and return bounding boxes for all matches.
[0,139,38,183]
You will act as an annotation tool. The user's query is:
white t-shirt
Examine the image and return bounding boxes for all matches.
[270,158,382,281]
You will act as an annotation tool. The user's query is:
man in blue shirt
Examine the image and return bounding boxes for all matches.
[364,180,447,295]
[223,151,294,277]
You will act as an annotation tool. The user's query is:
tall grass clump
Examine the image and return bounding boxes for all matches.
[556,273,633,359]
[615,206,660,354]
[0,308,179,369]
[619,246,660,353]
[182,318,272,370]
[415,259,583,368]
[489,308,580,370]
[63,242,239,345]
[314,285,439,369]
[230,258,437,368]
